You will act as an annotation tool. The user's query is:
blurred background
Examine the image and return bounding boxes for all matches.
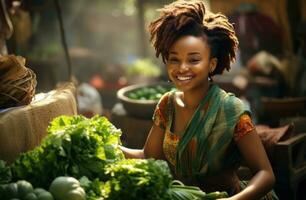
[2,0,306,112]
[2,0,306,114]
[1,1,306,199]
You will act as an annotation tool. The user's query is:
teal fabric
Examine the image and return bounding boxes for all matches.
[175,84,250,180]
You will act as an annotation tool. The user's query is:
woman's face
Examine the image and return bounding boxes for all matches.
[166,35,217,93]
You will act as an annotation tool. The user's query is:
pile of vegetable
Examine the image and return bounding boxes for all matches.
[0,115,228,200]
[0,177,86,200]
[10,115,124,188]
[127,85,175,100]
[0,180,53,200]
[102,159,172,200]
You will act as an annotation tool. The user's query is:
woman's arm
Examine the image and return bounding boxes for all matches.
[228,129,275,200]
[120,124,165,160]
[119,146,145,159]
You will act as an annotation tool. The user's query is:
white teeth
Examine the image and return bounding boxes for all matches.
[177,76,192,81]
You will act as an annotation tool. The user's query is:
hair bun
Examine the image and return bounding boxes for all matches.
[149,0,207,62]
[160,0,206,26]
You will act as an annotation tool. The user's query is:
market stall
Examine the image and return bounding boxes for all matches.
[1,0,306,199]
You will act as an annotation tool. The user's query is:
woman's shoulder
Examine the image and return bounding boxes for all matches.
[155,90,176,115]
[157,90,173,107]
[153,91,175,129]
[217,87,250,115]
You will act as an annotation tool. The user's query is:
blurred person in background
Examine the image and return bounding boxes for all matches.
[229,3,283,66]
[77,82,103,118]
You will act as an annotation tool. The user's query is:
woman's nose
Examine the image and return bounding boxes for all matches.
[178,62,189,72]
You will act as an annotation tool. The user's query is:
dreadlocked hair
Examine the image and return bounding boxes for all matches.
[148,0,239,75]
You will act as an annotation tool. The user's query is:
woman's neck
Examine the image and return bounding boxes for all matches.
[181,83,210,110]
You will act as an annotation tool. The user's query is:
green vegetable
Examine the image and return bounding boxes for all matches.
[6,182,19,198]
[167,180,206,200]
[36,193,54,200]
[49,176,85,200]
[0,184,6,198]
[24,193,38,200]
[17,180,34,198]
[79,176,104,200]
[102,159,172,200]
[25,189,54,200]
[0,160,12,184]
[33,188,47,194]
[34,188,54,200]
[0,180,53,200]
[127,85,175,101]
[202,191,229,199]
[167,180,228,200]
[10,115,124,188]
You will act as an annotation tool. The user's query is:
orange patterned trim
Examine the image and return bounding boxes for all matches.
[234,114,255,141]
[153,93,170,130]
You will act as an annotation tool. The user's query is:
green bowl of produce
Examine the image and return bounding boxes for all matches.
[117,82,175,119]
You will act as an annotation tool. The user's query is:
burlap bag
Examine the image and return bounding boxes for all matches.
[0,82,77,163]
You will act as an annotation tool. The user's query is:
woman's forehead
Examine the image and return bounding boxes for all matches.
[169,35,209,54]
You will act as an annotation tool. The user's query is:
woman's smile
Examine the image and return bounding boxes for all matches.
[175,74,194,85]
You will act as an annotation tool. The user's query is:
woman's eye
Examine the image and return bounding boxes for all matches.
[189,59,200,63]
[169,58,179,63]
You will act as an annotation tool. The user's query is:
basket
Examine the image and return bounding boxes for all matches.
[0,55,37,109]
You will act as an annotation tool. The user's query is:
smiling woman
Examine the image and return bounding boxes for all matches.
[166,35,214,94]
[120,1,278,199]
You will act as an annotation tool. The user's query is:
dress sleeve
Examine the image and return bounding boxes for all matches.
[233,113,255,141]
[152,92,170,130]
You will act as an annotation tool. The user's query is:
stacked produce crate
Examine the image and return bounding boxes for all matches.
[272,133,306,200]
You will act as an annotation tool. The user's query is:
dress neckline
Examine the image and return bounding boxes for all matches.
[167,90,207,137]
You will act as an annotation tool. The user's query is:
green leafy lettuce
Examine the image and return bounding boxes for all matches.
[10,115,124,188]
[102,159,172,200]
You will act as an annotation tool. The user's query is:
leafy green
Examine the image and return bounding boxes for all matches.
[0,160,12,184]
[102,159,172,200]
[167,180,206,200]
[79,176,104,200]
[167,180,229,200]
[10,115,124,188]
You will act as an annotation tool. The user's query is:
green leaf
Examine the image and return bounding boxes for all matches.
[0,160,12,184]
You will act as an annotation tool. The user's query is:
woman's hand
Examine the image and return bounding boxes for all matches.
[120,124,165,159]
[119,145,144,159]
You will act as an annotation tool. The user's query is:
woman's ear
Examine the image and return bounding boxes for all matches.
[209,57,218,73]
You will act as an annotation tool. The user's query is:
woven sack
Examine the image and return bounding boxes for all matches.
[0,82,77,163]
